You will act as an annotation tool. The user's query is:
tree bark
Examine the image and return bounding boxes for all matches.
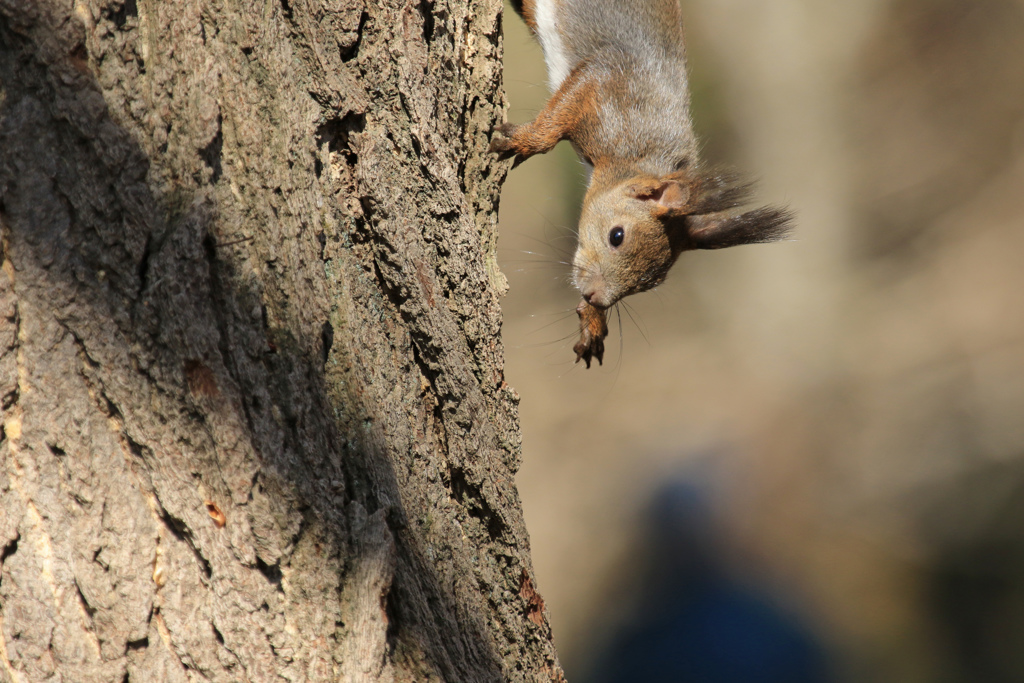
[0,0,561,681]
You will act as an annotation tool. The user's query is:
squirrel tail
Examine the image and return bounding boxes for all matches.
[687,206,794,250]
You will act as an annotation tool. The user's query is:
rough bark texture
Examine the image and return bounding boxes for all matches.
[0,0,561,681]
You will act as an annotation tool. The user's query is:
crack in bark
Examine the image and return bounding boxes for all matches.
[199,114,223,183]
[340,12,369,63]
[448,466,506,542]
[1,385,18,411]
[420,0,436,44]
[110,0,139,30]
[0,533,19,577]
[254,555,284,592]
[126,636,149,651]
[152,608,191,678]
[75,579,98,619]
[0,0,559,677]
[210,620,250,678]
[157,505,213,580]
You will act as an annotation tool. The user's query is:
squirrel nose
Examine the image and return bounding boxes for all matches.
[583,291,595,304]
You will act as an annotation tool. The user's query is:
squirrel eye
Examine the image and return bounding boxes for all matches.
[609,226,625,248]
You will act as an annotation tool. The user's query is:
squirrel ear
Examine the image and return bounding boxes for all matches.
[627,178,691,214]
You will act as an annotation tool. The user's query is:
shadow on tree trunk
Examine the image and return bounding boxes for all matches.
[0,1,561,681]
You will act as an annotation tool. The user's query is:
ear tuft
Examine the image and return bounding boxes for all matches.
[625,178,658,201]
[688,170,755,215]
[687,206,794,250]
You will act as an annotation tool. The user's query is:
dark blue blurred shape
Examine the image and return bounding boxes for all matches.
[586,482,831,683]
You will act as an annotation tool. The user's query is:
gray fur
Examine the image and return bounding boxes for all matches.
[553,0,696,171]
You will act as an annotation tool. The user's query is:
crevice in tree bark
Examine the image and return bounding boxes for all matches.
[0,0,561,679]
[320,319,334,366]
[340,12,369,63]
[1,386,18,411]
[125,636,149,651]
[421,0,436,44]
[136,233,153,296]
[156,506,212,580]
[111,0,138,30]
[0,534,18,569]
[199,115,223,184]
[75,581,98,619]
[254,555,284,591]
[449,465,507,542]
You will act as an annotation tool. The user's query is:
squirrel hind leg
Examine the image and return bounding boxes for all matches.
[488,122,533,164]
[490,63,595,162]
[488,119,565,162]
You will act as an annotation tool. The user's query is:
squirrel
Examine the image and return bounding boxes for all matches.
[493,0,792,368]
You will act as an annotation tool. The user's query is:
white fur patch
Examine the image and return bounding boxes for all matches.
[534,0,571,90]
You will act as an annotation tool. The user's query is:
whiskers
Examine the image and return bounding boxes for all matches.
[508,296,651,377]
[499,250,575,280]
[497,210,653,375]
[616,299,650,347]
[498,209,578,278]
[568,250,603,288]
[520,308,581,344]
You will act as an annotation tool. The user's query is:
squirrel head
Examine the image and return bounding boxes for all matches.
[573,168,792,309]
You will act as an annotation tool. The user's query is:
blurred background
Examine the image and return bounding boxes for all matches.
[496,0,1024,681]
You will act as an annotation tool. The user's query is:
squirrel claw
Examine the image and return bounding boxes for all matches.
[488,122,520,156]
[573,300,608,369]
[573,339,603,369]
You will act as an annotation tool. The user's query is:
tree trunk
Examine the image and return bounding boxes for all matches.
[0,0,561,681]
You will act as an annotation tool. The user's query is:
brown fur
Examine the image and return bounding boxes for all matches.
[508,0,538,34]
[573,300,608,368]
[496,0,792,366]
[489,61,598,159]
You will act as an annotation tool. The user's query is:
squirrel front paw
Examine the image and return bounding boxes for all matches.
[573,300,608,369]
[488,122,521,156]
